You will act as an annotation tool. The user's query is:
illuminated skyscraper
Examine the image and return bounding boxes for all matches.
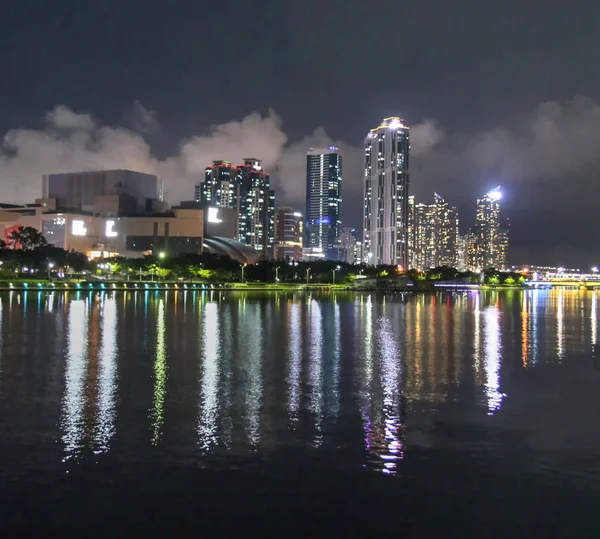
[237,158,275,257]
[455,234,468,271]
[274,207,303,261]
[363,117,410,268]
[197,160,240,210]
[305,147,342,260]
[473,186,502,269]
[412,202,436,270]
[434,193,459,267]
[195,158,275,258]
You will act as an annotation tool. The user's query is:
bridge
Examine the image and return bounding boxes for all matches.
[528,271,600,289]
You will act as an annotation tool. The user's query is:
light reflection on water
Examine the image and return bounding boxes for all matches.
[94,296,118,453]
[198,301,220,450]
[61,299,89,460]
[150,298,167,445]
[0,289,597,476]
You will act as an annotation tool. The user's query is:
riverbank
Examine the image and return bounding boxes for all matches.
[0,279,542,292]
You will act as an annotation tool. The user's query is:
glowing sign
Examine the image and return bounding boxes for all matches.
[71,220,87,236]
[207,207,222,224]
[105,220,117,237]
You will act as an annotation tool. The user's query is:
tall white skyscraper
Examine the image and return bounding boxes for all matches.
[363,117,410,268]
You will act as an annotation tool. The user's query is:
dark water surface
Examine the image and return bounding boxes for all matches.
[1,289,599,537]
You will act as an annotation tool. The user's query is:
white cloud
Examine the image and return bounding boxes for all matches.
[2,96,600,220]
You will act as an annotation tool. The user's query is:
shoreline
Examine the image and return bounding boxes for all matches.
[0,282,584,292]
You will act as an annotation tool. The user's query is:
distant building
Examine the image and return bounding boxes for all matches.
[339,227,357,264]
[363,117,410,268]
[43,169,163,216]
[434,193,459,267]
[411,202,436,270]
[497,229,509,269]
[455,234,468,272]
[197,160,240,210]
[194,158,276,258]
[237,158,275,258]
[473,187,503,270]
[305,147,342,260]
[274,207,303,260]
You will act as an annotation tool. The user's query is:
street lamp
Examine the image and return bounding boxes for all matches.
[47,261,54,280]
[306,267,311,285]
[241,263,247,284]
[332,265,341,285]
[275,265,281,283]
[158,252,166,281]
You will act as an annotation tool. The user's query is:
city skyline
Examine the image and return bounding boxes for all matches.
[0,3,599,266]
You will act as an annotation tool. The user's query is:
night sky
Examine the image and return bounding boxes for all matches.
[1,0,599,267]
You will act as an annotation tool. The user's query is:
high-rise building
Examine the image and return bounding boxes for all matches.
[411,202,436,270]
[497,230,509,269]
[338,227,357,264]
[274,207,303,260]
[466,228,478,271]
[237,158,275,257]
[195,158,275,258]
[455,234,468,271]
[305,147,342,260]
[434,193,459,267]
[363,117,410,268]
[473,187,502,269]
[197,161,240,210]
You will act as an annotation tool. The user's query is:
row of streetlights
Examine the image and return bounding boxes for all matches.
[241,264,343,285]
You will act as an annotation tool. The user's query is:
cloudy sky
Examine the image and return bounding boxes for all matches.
[1,0,599,266]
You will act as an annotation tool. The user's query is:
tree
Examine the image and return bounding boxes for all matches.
[9,227,47,250]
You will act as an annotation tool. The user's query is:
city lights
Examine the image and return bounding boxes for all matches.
[486,187,502,201]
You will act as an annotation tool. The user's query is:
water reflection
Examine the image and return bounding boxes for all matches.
[3,289,597,473]
[240,302,262,445]
[61,299,89,460]
[150,299,167,445]
[592,293,597,346]
[557,290,565,361]
[483,306,504,414]
[198,301,220,450]
[287,301,302,424]
[308,299,323,445]
[377,316,404,475]
[94,296,118,453]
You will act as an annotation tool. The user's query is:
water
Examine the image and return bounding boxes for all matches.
[1,289,599,537]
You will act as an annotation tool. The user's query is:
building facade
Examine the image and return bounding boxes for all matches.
[197,160,240,210]
[473,187,502,270]
[338,227,357,264]
[274,207,303,260]
[434,193,459,267]
[411,202,436,270]
[305,147,342,260]
[194,158,276,258]
[363,117,410,268]
[237,158,275,258]
[43,170,162,215]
